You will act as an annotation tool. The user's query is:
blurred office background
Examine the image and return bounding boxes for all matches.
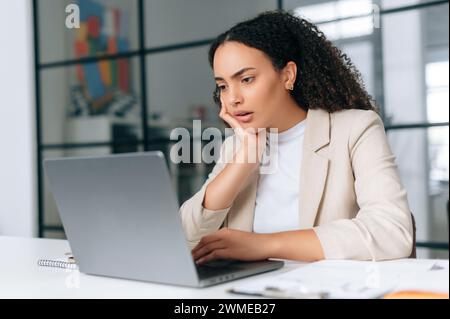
[0,0,448,258]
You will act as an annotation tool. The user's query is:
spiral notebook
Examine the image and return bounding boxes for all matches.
[37,252,78,270]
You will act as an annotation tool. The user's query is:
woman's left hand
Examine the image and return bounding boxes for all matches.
[192,228,273,265]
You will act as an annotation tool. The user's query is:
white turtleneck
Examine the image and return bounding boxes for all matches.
[253,119,306,233]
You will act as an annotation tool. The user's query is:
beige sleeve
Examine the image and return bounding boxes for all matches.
[313,111,414,261]
[179,135,235,248]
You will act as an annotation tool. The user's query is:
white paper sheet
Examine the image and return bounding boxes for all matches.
[230,259,449,299]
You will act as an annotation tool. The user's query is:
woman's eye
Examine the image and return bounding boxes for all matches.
[217,85,227,91]
[242,77,254,84]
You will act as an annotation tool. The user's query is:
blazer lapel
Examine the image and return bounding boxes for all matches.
[299,109,331,229]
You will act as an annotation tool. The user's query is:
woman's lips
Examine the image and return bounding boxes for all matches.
[234,112,254,123]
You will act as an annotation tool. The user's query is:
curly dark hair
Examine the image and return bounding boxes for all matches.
[208,11,377,113]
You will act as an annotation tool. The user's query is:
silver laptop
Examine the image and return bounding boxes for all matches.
[43,152,284,287]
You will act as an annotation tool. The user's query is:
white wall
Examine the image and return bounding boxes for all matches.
[0,0,37,237]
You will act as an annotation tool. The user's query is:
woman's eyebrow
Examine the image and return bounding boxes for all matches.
[214,67,256,81]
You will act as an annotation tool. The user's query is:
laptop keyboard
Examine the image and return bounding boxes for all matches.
[196,259,242,279]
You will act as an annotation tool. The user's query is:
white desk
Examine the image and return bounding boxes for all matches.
[0,236,448,299]
[0,236,300,299]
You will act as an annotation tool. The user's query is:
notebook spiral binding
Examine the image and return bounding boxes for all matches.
[38,259,78,270]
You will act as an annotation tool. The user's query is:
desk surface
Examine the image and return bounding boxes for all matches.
[0,236,302,298]
[0,236,448,299]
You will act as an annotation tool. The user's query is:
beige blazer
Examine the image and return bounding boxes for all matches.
[179,108,414,261]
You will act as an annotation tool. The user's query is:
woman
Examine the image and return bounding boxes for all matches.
[180,11,413,265]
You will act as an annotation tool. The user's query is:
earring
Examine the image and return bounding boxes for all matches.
[288,84,294,91]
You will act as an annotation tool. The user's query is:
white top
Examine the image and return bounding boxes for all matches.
[253,119,306,233]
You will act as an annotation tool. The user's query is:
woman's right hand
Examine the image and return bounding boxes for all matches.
[201,98,266,211]
[219,98,267,166]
